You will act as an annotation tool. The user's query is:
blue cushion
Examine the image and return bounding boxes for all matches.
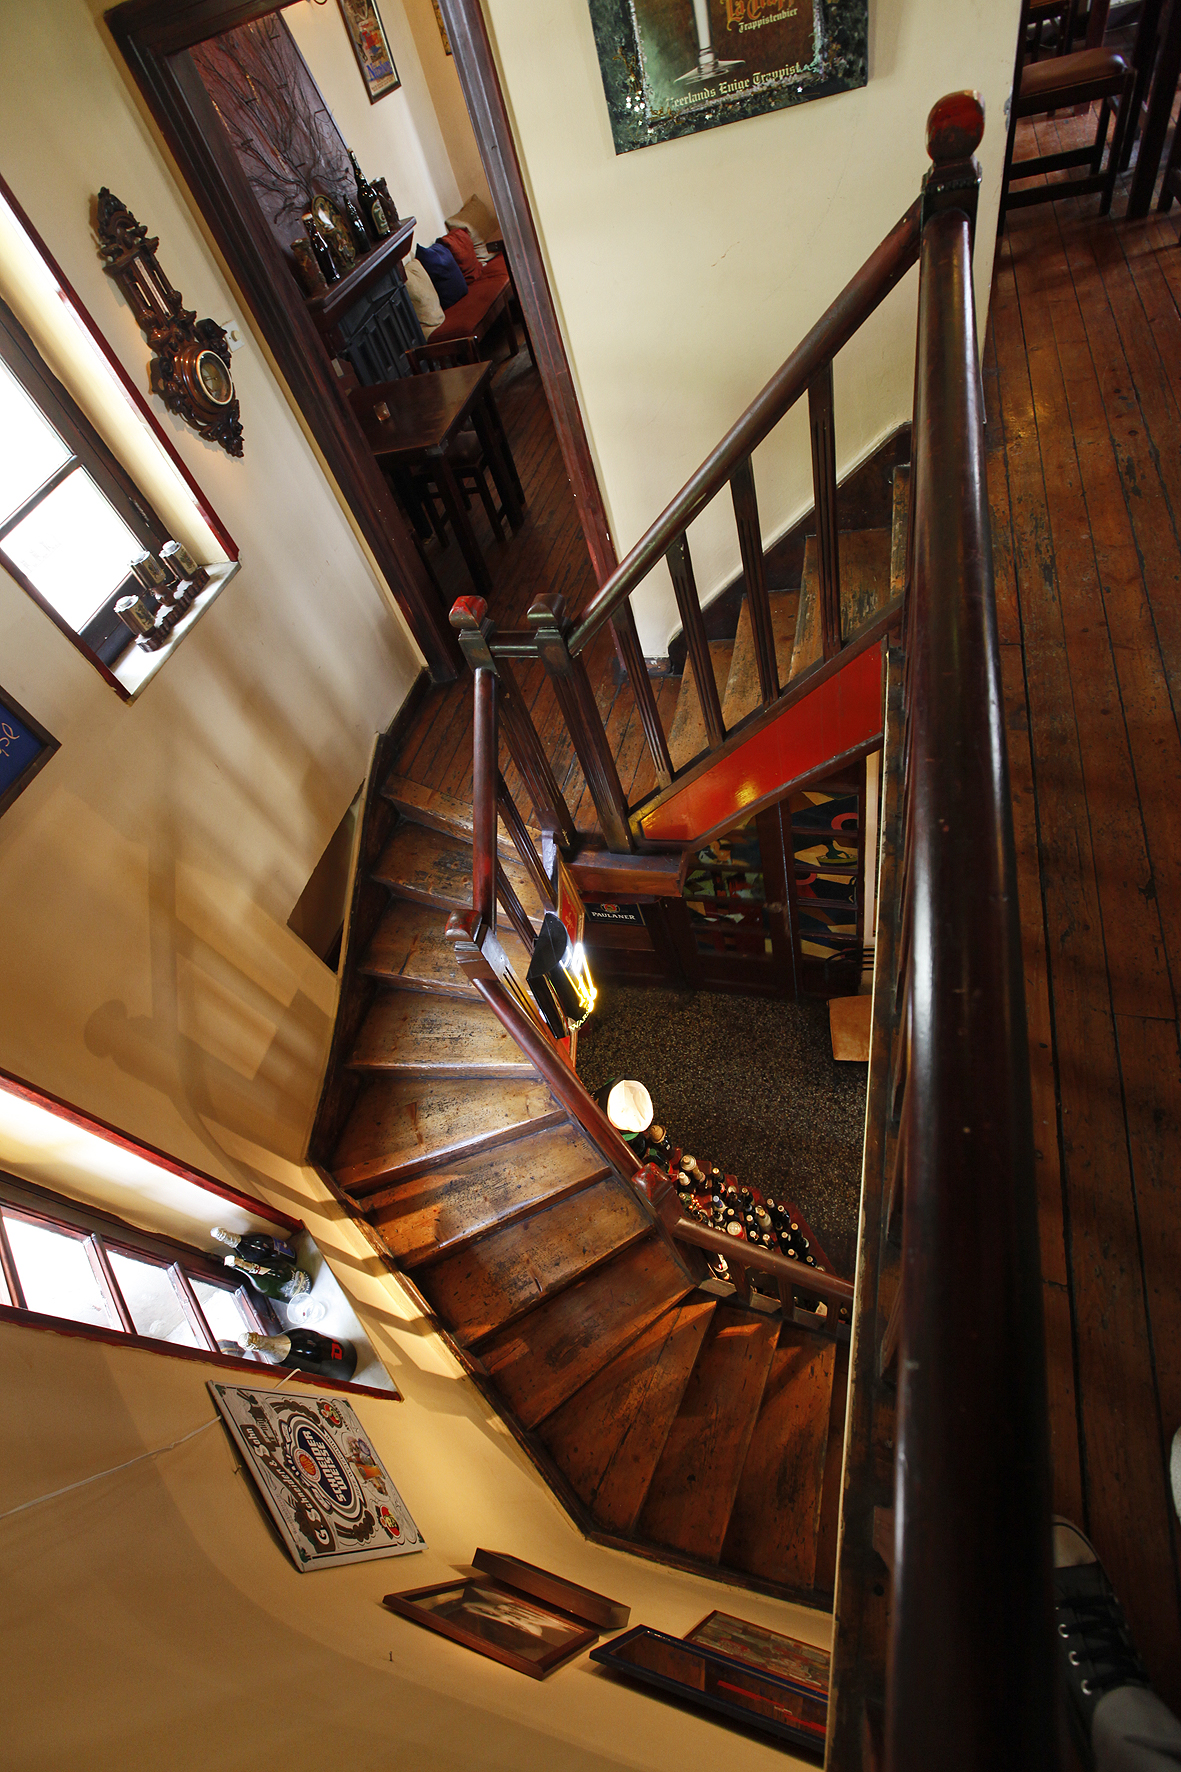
[416,241,467,311]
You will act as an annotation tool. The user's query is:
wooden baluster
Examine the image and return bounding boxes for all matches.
[727,1256,752,1308]
[808,361,842,661]
[611,600,673,787]
[665,533,725,750]
[730,456,779,705]
[495,862,535,954]
[471,666,497,929]
[450,596,577,853]
[527,593,635,853]
[496,773,556,911]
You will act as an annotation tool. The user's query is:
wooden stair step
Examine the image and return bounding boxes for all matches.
[479,1235,695,1430]
[539,1295,716,1535]
[720,1328,838,1590]
[667,641,733,771]
[789,527,893,682]
[361,898,532,995]
[636,1305,780,1563]
[349,991,538,1077]
[333,1076,564,1193]
[373,820,545,926]
[363,1124,612,1267]
[420,1174,653,1345]
[382,775,546,870]
[720,590,800,729]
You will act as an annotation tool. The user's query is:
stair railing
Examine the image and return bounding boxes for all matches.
[870,94,1058,1772]
[450,200,924,853]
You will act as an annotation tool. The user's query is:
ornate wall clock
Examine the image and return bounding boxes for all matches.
[95,188,244,457]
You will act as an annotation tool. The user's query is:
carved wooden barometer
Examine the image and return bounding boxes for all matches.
[95,188,243,457]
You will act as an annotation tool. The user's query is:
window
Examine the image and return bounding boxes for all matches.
[0,1173,278,1358]
[0,297,176,674]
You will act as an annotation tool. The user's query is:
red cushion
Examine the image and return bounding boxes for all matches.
[430,256,510,342]
[439,227,482,286]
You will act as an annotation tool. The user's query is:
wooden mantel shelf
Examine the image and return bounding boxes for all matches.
[304,216,416,334]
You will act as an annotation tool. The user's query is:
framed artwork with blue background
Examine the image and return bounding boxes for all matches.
[0,686,58,817]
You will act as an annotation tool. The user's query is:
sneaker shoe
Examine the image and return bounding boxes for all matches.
[1054,1518,1151,1764]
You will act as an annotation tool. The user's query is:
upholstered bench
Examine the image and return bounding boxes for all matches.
[430,252,520,357]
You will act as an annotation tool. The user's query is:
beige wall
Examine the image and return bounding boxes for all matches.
[481,0,1021,654]
[1,1148,827,1772]
[0,0,424,1185]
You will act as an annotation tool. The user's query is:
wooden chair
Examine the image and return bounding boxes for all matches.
[403,336,523,538]
[999,0,1135,224]
[386,336,506,548]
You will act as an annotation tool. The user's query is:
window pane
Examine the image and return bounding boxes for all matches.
[3,466,140,628]
[191,1278,253,1350]
[3,1213,116,1329]
[0,357,72,522]
[108,1251,200,1347]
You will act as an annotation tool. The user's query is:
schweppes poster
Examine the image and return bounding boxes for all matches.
[590,0,867,152]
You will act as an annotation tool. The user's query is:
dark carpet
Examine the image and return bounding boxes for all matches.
[576,982,866,1278]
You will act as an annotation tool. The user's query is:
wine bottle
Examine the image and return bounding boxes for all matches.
[341,196,371,256]
[348,150,390,240]
[211,1226,296,1266]
[303,216,338,284]
[223,1253,311,1302]
[240,1330,357,1382]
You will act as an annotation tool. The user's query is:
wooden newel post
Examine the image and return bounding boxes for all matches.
[449,596,577,854]
[527,592,635,853]
[921,90,984,237]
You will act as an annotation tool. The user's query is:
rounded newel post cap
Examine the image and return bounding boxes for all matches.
[450,595,488,629]
[926,90,985,164]
[527,592,568,626]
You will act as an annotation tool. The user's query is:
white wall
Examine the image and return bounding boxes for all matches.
[0,0,424,1182]
[481,0,1021,654]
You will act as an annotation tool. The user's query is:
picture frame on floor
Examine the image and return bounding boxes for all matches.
[0,685,57,818]
[685,1609,830,1696]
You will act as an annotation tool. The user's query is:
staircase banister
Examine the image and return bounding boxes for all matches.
[884,98,1058,1772]
[566,197,923,657]
[471,665,497,927]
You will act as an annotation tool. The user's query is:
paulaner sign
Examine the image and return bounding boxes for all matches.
[590,0,867,153]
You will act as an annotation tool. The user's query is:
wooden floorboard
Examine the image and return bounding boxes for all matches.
[991,121,1181,1711]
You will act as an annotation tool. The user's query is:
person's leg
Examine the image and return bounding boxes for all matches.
[1055,1519,1181,1772]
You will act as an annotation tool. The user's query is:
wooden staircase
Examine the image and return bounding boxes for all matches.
[309,733,851,1609]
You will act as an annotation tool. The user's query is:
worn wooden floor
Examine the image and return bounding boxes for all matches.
[992,109,1181,1711]
[395,116,1181,1709]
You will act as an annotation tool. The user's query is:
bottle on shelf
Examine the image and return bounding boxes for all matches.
[348,149,390,240]
[302,215,338,285]
[341,195,371,257]
[239,1329,357,1382]
[223,1253,311,1303]
[211,1226,296,1267]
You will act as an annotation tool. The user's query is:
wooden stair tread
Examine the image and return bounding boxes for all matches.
[333,1075,563,1192]
[720,1330,838,1589]
[373,821,545,925]
[668,641,733,771]
[363,1123,610,1266]
[349,992,539,1076]
[539,1294,716,1535]
[636,1306,780,1563]
[420,1175,653,1345]
[361,900,467,995]
[382,775,545,866]
[479,1236,695,1431]
[790,527,893,682]
[720,590,800,729]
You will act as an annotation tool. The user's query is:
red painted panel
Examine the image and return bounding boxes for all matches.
[638,643,885,844]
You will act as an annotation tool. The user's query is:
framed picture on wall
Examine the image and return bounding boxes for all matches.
[588,0,868,154]
[0,685,58,818]
[337,0,401,102]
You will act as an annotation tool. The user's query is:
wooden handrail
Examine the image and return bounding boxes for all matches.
[566,199,922,656]
[471,666,497,927]
[883,94,1058,1772]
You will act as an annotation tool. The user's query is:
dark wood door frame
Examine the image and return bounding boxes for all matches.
[106,0,618,690]
[106,0,462,682]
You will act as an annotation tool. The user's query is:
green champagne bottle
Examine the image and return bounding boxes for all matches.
[241,1330,357,1382]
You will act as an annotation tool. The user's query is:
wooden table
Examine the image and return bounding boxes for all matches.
[353,364,524,597]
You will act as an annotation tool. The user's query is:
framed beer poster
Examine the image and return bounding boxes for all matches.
[589,0,868,154]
